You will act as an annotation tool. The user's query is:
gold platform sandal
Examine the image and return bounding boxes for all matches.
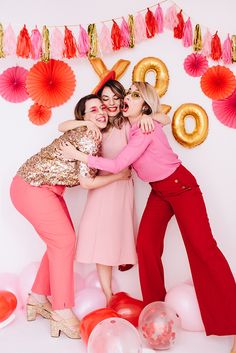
[50,313,81,339]
[26,295,52,321]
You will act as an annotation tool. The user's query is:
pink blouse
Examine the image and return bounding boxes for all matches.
[88,122,181,182]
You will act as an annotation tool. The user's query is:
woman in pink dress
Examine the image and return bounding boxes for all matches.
[60,82,236,352]
[59,79,170,303]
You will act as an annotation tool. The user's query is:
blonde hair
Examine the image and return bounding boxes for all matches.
[133,81,161,115]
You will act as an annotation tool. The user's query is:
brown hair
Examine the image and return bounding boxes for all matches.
[97,80,127,130]
[74,94,100,121]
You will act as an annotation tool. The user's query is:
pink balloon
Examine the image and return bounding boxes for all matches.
[88,317,142,353]
[84,270,119,292]
[73,287,107,320]
[74,271,85,294]
[0,273,23,311]
[165,283,205,332]
[19,262,40,307]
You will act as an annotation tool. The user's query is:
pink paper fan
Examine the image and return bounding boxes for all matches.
[212,88,236,128]
[184,53,209,77]
[0,66,29,103]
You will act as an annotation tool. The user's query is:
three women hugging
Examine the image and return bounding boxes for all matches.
[10,78,236,352]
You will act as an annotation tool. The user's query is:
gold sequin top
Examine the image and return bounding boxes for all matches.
[17,127,101,187]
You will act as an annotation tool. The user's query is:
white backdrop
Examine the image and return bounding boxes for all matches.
[0,0,235,299]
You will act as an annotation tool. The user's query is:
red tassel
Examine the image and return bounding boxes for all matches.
[145,8,158,38]
[63,26,77,58]
[111,20,121,50]
[174,10,185,39]
[211,31,222,60]
[16,25,31,58]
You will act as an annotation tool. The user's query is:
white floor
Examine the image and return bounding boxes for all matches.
[0,311,233,353]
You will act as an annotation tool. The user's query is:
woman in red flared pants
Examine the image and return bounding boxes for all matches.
[60,82,236,352]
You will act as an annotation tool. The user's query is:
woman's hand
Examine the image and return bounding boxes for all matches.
[138,115,155,134]
[58,142,88,163]
[117,168,132,180]
[86,121,102,140]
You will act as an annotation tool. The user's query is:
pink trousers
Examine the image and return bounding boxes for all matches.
[10,175,76,310]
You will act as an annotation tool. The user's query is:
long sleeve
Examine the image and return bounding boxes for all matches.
[88,126,153,173]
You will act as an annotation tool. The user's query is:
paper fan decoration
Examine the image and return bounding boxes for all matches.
[26,59,76,107]
[0,66,29,103]
[200,65,236,100]
[183,53,208,77]
[28,103,52,125]
[212,88,236,128]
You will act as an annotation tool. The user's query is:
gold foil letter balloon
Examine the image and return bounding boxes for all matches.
[172,103,208,148]
[132,57,169,97]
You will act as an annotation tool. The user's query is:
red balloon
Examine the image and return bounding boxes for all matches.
[0,291,17,322]
[80,308,120,344]
[108,292,145,327]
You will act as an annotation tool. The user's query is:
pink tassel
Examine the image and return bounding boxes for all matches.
[31,27,42,60]
[182,18,193,47]
[99,24,112,54]
[50,28,64,59]
[201,29,212,57]
[222,34,232,64]
[3,24,16,55]
[155,4,164,33]
[134,13,147,43]
[120,17,130,47]
[78,25,90,57]
[164,4,178,30]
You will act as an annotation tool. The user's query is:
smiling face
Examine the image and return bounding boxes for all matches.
[122,84,145,122]
[83,98,108,129]
[100,86,121,117]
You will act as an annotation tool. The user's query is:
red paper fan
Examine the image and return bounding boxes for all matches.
[0,66,29,103]
[26,59,76,107]
[28,103,52,125]
[184,53,208,77]
[212,88,236,128]
[200,65,236,100]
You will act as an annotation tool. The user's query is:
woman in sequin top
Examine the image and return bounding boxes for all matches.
[10,94,131,339]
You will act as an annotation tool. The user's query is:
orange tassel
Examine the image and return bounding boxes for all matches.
[16,25,31,58]
[211,31,222,60]
[111,20,121,50]
[174,10,185,39]
[63,26,77,58]
[145,8,158,38]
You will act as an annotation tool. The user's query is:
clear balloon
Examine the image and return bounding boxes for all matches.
[165,283,205,332]
[139,301,179,350]
[88,317,142,353]
[73,287,107,320]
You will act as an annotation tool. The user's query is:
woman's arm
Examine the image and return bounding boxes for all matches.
[152,112,170,126]
[138,113,170,133]
[79,168,131,189]
[58,120,102,140]
[59,126,153,173]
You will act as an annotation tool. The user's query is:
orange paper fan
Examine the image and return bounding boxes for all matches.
[26,59,76,107]
[200,65,236,100]
[28,103,52,125]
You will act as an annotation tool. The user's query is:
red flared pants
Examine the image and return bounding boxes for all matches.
[10,175,76,310]
[137,165,236,335]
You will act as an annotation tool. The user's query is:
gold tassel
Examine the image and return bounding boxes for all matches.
[193,24,202,52]
[0,23,5,58]
[128,14,135,48]
[41,25,50,62]
[88,23,98,58]
[231,35,236,62]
